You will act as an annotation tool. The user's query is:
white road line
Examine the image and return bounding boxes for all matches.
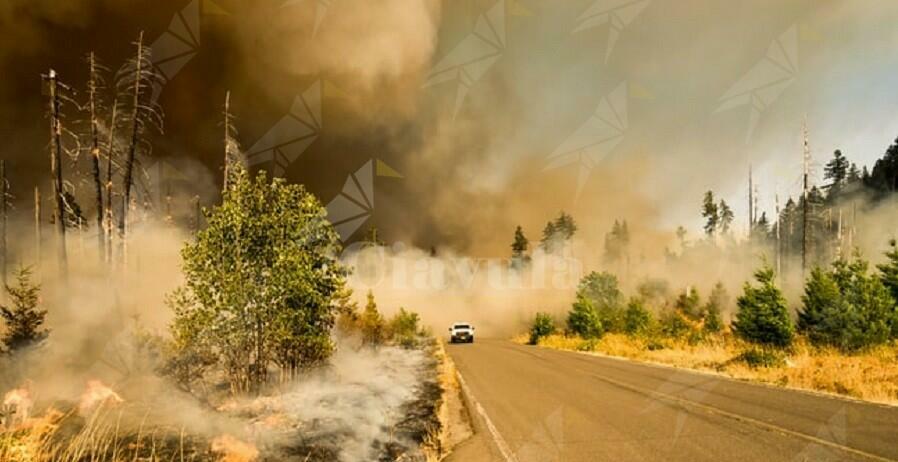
[457,372,518,462]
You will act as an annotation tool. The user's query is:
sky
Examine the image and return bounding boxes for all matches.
[1,0,898,253]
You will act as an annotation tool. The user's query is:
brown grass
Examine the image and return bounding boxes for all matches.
[520,333,898,405]
[422,341,472,462]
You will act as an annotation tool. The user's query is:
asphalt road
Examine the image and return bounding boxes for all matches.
[445,339,898,462]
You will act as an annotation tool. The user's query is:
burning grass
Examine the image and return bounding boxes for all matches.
[520,333,898,405]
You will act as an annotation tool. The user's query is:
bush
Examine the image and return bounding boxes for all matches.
[567,297,604,339]
[734,347,785,369]
[703,282,727,334]
[800,258,895,352]
[733,264,794,348]
[529,312,556,345]
[389,308,421,349]
[576,271,624,332]
[659,309,692,338]
[623,298,652,336]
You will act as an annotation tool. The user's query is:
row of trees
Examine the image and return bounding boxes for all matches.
[531,239,898,354]
[337,290,425,349]
[509,211,578,268]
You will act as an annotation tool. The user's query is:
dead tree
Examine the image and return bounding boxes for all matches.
[104,96,118,262]
[801,120,811,277]
[87,53,107,261]
[1,160,7,287]
[116,31,162,245]
[34,187,41,265]
[45,69,68,275]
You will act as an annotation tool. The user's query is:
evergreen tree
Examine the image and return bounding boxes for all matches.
[701,191,719,236]
[604,220,631,264]
[553,212,577,240]
[529,312,556,345]
[0,267,48,353]
[801,256,896,351]
[675,287,702,320]
[718,200,734,234]
[733,263,793,347]
[540,221,557,253]
[360,290,386,346]
[567,296,603,339]
[510,225,530,268]
[824,149,849,198]
[866,137,898,195]
[704,282,727,333]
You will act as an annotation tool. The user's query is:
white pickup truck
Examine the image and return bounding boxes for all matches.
[448,322,475,343]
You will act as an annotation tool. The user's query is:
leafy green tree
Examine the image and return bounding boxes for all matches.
[733,264,793,348]
[510,225,531,268]
[168,167,346,394]
[567,296,603,339]
[701,191,719,236]
[801,256,896,351]
[529,312,555,345]
[703,282,727,334]
[0,267,48,353]
[576,271,624,331]
[623,298,652,336]
[360,290,386,346]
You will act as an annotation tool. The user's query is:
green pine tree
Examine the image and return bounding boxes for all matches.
[511,225,530,268]
[733,263,794,348]
[701,191,719,236]
[0,267,48,353]
[703,282,727,333]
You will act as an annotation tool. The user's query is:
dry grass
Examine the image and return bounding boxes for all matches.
[522,333,898,405]
[421,341,472,462]
[0,405,218,462]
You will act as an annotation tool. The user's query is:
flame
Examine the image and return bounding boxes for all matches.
[78,380,123,414]
[211,434,259,462]
[2,387,33,426]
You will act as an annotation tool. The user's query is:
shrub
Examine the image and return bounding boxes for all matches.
[576,271,624,332]
[529,312,556,345]
[567,297,604,339]
[703,282,727,334]
[659,309,692,338]
[389,308,421,349]
[733,263,794,348]
[800,258,895,352]
[734,347,785,369]
[674,287,702,320]
[623,298,652,336]
[360,290,386,346]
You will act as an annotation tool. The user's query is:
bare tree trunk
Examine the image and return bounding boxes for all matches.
[104,97,118,263]
[120,31,145,245]
[34,187,41,266]
[88,53,105,261]
[801,120,810,277]
[0,160,7,287]
[47,69,68,276]
[223,91,232,191]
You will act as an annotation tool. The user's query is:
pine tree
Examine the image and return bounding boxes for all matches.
[0,267,48,353]
[824,149,849,198]
[360,290,386,346]
[675,287,702,320]
[623,297,652,336]
[553,212,577,240]
[510,225,530,268]
[718,200,734,234]
[703,282,727,333]
[701,191,719,236]
[733,263,793,347]
[540,221,557,253]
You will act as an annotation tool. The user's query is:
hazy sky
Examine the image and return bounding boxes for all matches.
[2,0,897,251]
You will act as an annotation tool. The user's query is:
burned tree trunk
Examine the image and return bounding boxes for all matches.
[34,187,41,265]
[104,97,118,263]
[120,32,145,242]
[46,69,68,274]
[1,160,7,287]
[88,53,105,261]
